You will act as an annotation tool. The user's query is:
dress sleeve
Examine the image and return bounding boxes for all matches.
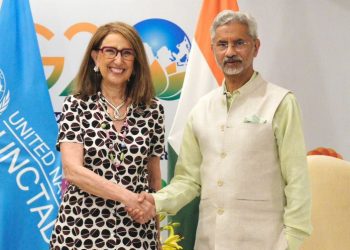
[56,95,84,151]
[149,100,165,157]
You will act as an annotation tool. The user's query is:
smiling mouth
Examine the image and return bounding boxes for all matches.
[109,67,124,74]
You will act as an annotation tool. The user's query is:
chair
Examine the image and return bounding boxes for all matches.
[301,155,350,250]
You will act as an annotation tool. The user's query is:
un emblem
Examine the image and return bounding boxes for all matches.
[0,69,10,116]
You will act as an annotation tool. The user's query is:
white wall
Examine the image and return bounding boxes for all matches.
[239,0,350,158]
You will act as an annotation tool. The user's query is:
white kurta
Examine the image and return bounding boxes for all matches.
[191,75,289,250]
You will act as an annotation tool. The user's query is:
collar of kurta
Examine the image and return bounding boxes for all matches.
[222,71,260,97]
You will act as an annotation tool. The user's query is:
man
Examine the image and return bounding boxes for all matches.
[130,10,312,250]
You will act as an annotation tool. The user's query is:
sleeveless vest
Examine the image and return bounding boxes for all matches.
[191,74,289,250]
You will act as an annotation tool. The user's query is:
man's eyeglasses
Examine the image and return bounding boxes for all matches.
[98,46,135,61]
[214,39,249,52]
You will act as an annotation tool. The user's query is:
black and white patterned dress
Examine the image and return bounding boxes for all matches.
[50,92,164,250]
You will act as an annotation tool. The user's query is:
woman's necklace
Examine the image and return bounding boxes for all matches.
[99,94,129,121]
[100,115,129,170]
[107,120,128,167]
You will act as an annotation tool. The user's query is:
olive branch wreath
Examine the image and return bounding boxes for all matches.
[0,91,10,115]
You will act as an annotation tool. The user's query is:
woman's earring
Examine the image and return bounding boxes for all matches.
[93,65,99,72]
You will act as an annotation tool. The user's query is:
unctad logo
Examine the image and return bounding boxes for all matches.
[0,69,10,116]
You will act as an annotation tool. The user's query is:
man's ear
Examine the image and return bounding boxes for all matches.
[253,38,260,57]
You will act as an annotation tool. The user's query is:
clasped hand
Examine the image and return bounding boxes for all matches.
[125,192,156,224]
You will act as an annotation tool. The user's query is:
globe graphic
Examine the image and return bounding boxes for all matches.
[134,19,191,100]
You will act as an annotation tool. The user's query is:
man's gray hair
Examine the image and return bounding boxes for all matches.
[210,10,258,42]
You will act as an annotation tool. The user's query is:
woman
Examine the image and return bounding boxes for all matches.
[50,22,164,250]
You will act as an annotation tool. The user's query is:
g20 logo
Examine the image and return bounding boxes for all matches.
[36,22,97,96]
[36,19,191,101]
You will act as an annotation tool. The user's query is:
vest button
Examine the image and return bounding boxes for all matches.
[221,152,227,158]
[217,180,224,186]
[217,208,224,215]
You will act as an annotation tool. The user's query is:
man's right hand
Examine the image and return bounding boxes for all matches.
[126,192,156,224]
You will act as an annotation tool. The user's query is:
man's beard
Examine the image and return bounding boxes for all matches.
[217,56,244,75]
[223,64,243,75]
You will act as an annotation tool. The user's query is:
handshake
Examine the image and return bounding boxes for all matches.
[125,192,157,224]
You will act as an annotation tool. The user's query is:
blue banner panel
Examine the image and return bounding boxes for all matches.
[0,0,62,249]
